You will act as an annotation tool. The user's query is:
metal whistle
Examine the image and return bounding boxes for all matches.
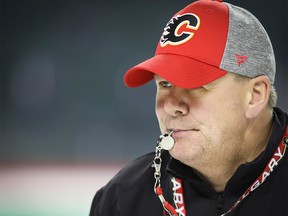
[159,131,175,150]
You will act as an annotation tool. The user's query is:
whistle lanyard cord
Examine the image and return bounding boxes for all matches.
[153,127,288,216]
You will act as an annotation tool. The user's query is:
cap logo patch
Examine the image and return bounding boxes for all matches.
[236,54,248,67]
[160,13,200,47]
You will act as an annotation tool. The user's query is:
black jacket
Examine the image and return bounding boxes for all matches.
[90,107,288,216]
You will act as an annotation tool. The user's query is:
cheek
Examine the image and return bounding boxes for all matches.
[155,96,163,117]
[155,97,166,132]
[155,93,170,114]
[207,92,245,120]
[196,96,244,139]
[203,98,246,145]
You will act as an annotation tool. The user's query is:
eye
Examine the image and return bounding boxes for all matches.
[158,81,172,88]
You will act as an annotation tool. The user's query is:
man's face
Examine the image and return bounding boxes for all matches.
[155,73,250,167]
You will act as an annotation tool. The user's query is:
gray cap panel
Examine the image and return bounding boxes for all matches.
[220,3,276,83]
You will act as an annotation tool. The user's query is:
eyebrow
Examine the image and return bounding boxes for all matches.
[154,75,166,80]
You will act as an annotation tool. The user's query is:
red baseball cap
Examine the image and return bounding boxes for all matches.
[124,0,275,89]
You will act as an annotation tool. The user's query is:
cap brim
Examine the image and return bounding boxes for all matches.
[124,54,227,89]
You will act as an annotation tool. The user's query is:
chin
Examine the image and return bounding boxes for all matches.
[169,144,204,165]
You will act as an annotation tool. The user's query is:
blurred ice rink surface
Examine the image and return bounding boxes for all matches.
[0,163,125,216]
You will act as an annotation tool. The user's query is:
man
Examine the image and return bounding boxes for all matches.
[90,0,288,215]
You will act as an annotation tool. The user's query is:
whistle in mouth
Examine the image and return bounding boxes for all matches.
[159,131,175,150]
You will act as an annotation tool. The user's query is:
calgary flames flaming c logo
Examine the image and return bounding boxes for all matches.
[160,13,200,47]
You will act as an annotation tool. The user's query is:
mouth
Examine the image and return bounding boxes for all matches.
[170,128,200,132]
[169,128,200,138]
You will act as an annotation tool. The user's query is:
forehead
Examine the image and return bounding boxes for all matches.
[154,73,236,88]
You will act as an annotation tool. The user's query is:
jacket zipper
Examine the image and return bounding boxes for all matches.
[217,193,224,215]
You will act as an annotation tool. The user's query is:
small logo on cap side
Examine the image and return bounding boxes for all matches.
[236,54,248,67]
[160,13,200,47]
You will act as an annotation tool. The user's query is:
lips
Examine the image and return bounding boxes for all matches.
[169,128,200,138]
[169,128,200,133]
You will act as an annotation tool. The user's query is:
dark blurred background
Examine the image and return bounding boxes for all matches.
[0,1,287,215]
[1,0,287,163]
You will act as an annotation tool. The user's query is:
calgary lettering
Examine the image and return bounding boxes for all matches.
[223,142,287,216]
[171,177,186,216]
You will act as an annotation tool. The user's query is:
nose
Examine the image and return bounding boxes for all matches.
[164,87,189,116]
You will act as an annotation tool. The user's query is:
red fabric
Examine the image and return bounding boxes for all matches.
[124,0,229,89]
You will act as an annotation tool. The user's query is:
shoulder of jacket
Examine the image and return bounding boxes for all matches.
[90,152,171,215]
[103,151,171,193]
[109,152,156,187]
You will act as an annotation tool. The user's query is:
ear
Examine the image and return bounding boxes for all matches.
[245,76,271,119]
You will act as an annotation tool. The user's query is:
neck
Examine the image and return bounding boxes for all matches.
[194,165,237,192]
